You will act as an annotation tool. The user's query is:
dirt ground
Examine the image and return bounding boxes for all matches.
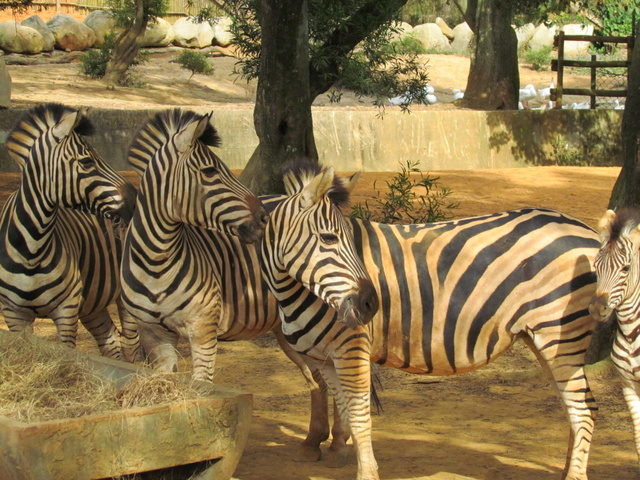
[0,13,637,480]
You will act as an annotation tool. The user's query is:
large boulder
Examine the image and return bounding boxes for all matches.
[84,10,122,46]
[412,23,451,52]
[528,23,557,51]
[211,16,233,47]
[172,17,214,48]
[0,21,44,54]
[561,24,594,56]
[21,15,55,52]
[142,18,175,47]
[515,23,536,50]
[47,13,96,51]
[451,22,473,52]
[0,58,10,108]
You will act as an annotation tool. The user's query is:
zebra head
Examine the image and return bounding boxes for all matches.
[590,208,640,322]
[128,109,267,243]
[262,162,379,328]
[6,104,135,226]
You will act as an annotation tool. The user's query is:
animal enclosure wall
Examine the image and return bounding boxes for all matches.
[0,108,623,173]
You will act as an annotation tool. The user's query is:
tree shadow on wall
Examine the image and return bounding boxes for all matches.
[486,109,623,166]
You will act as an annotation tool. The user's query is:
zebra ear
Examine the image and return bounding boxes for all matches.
[341,171,360,193]
[174,115,210,154]
[300,166,335,208]
[51,110,79,142]
[596,209,616,244]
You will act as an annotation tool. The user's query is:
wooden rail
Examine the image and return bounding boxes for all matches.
[551,31,633,109]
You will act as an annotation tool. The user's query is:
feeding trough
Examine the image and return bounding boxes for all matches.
[0,331,252,480]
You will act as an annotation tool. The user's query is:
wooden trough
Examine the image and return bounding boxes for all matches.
[0,336,253,480]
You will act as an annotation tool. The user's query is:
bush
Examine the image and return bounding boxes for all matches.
[350,160,459,224]
[174,50,214,81]
[382,33,427,55]
[522,45,553,72]
[79,32,148,87]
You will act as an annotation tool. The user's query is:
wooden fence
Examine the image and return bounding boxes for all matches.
[27,0,221,19]
[551,31,633,109]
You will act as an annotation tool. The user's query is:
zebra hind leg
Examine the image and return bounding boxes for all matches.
[139,322,180,374]
[79,309,123,360]
[522,335,596,480]
[116,297,142,362]
[1,307,36,334]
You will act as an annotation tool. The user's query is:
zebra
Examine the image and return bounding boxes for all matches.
[0,103,137,360]
[260,160,601,480]
[120,108,270,382]
[589,207,640,469]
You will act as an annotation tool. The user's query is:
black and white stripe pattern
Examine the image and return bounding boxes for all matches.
[0,103,136,359]
[120,109,269,381]
[261,161,601,480]
[590,207,640,469]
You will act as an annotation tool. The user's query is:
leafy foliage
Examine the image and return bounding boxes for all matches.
[107,0,168,29]
[174,50,214,81]
[521,45,553,71]
[350,161,459,224]
[79,32,148,86]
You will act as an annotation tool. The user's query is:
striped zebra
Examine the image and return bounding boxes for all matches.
[120,109,270,382]
[589,207,640,468]
[260,161,601,480]
[0,103,137,360]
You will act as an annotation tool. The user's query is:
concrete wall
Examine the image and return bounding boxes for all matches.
[0,107,622,173]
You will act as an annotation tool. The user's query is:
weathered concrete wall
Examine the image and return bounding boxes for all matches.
[0,107,622,173]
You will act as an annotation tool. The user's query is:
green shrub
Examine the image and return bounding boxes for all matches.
[350,160,459,224]
[174,50,214,81]
[522,45,553,72]
[79,32,148,86]
[382,33,427,55]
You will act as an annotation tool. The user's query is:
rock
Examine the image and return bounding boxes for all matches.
[172,17,214,48]
[390,21,413,43]
[84,10,122,46]
[211,16,233,47]
[0,21,44,54]
[451,22,473,52]
[412,23,451,52]
[47,13,96,51]
[22,15,55,52]
[527,23,557,51]
[142,18,175,47]
[0,58,10,108]
[515,23,536,50]
[561,24,594,56]
[436,17,455,40]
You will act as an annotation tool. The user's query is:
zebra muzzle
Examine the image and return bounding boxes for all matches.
[588,294,613,322]
[338,278,379,329]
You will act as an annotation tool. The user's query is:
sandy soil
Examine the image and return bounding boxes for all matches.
[0,15,636,479]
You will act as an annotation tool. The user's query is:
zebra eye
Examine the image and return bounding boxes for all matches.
[201,166,218,177]
[622,265,631,273]
[77,157,94,169]
[320,233,339,245]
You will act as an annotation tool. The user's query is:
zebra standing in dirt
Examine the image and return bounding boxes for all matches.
[120,108,270,381]
[260,161,601,480]
[589,207,640,469]
[0,103,137,359]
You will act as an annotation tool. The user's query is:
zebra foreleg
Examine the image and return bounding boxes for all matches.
[186,313,220,383]
[138,322,180,373]
[621,379,640,470]
[314,355,379,480]
[275,330,332,461]
[1,307,35,334]
[522,335,596,480]
[79,309,123,359]
[116,297,142,362]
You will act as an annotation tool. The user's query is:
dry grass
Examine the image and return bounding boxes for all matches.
[0,331,206,423]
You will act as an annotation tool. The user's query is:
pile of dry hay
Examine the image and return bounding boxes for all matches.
[0,331,207,423]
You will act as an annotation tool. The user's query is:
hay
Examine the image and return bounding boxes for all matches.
[0,331,206,423]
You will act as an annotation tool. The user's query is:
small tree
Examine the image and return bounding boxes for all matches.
[174,50,214,82]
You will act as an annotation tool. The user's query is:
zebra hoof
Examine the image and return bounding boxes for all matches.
[296,444,322,462]
[325,447,349,468]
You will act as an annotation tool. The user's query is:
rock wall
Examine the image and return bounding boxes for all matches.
[0,108,622,174]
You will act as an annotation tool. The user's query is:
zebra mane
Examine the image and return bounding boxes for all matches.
[609,207,640,242]
[127,109,221,177]
[7,103,93,168]
[281,158,351,208]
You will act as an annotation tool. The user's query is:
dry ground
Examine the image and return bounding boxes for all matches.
[0,12,636,479]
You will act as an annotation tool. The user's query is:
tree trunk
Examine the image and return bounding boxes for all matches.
[103,0,147,88]
[456,0,519,110]
[608,22,640,209]
[239,0,317,195]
